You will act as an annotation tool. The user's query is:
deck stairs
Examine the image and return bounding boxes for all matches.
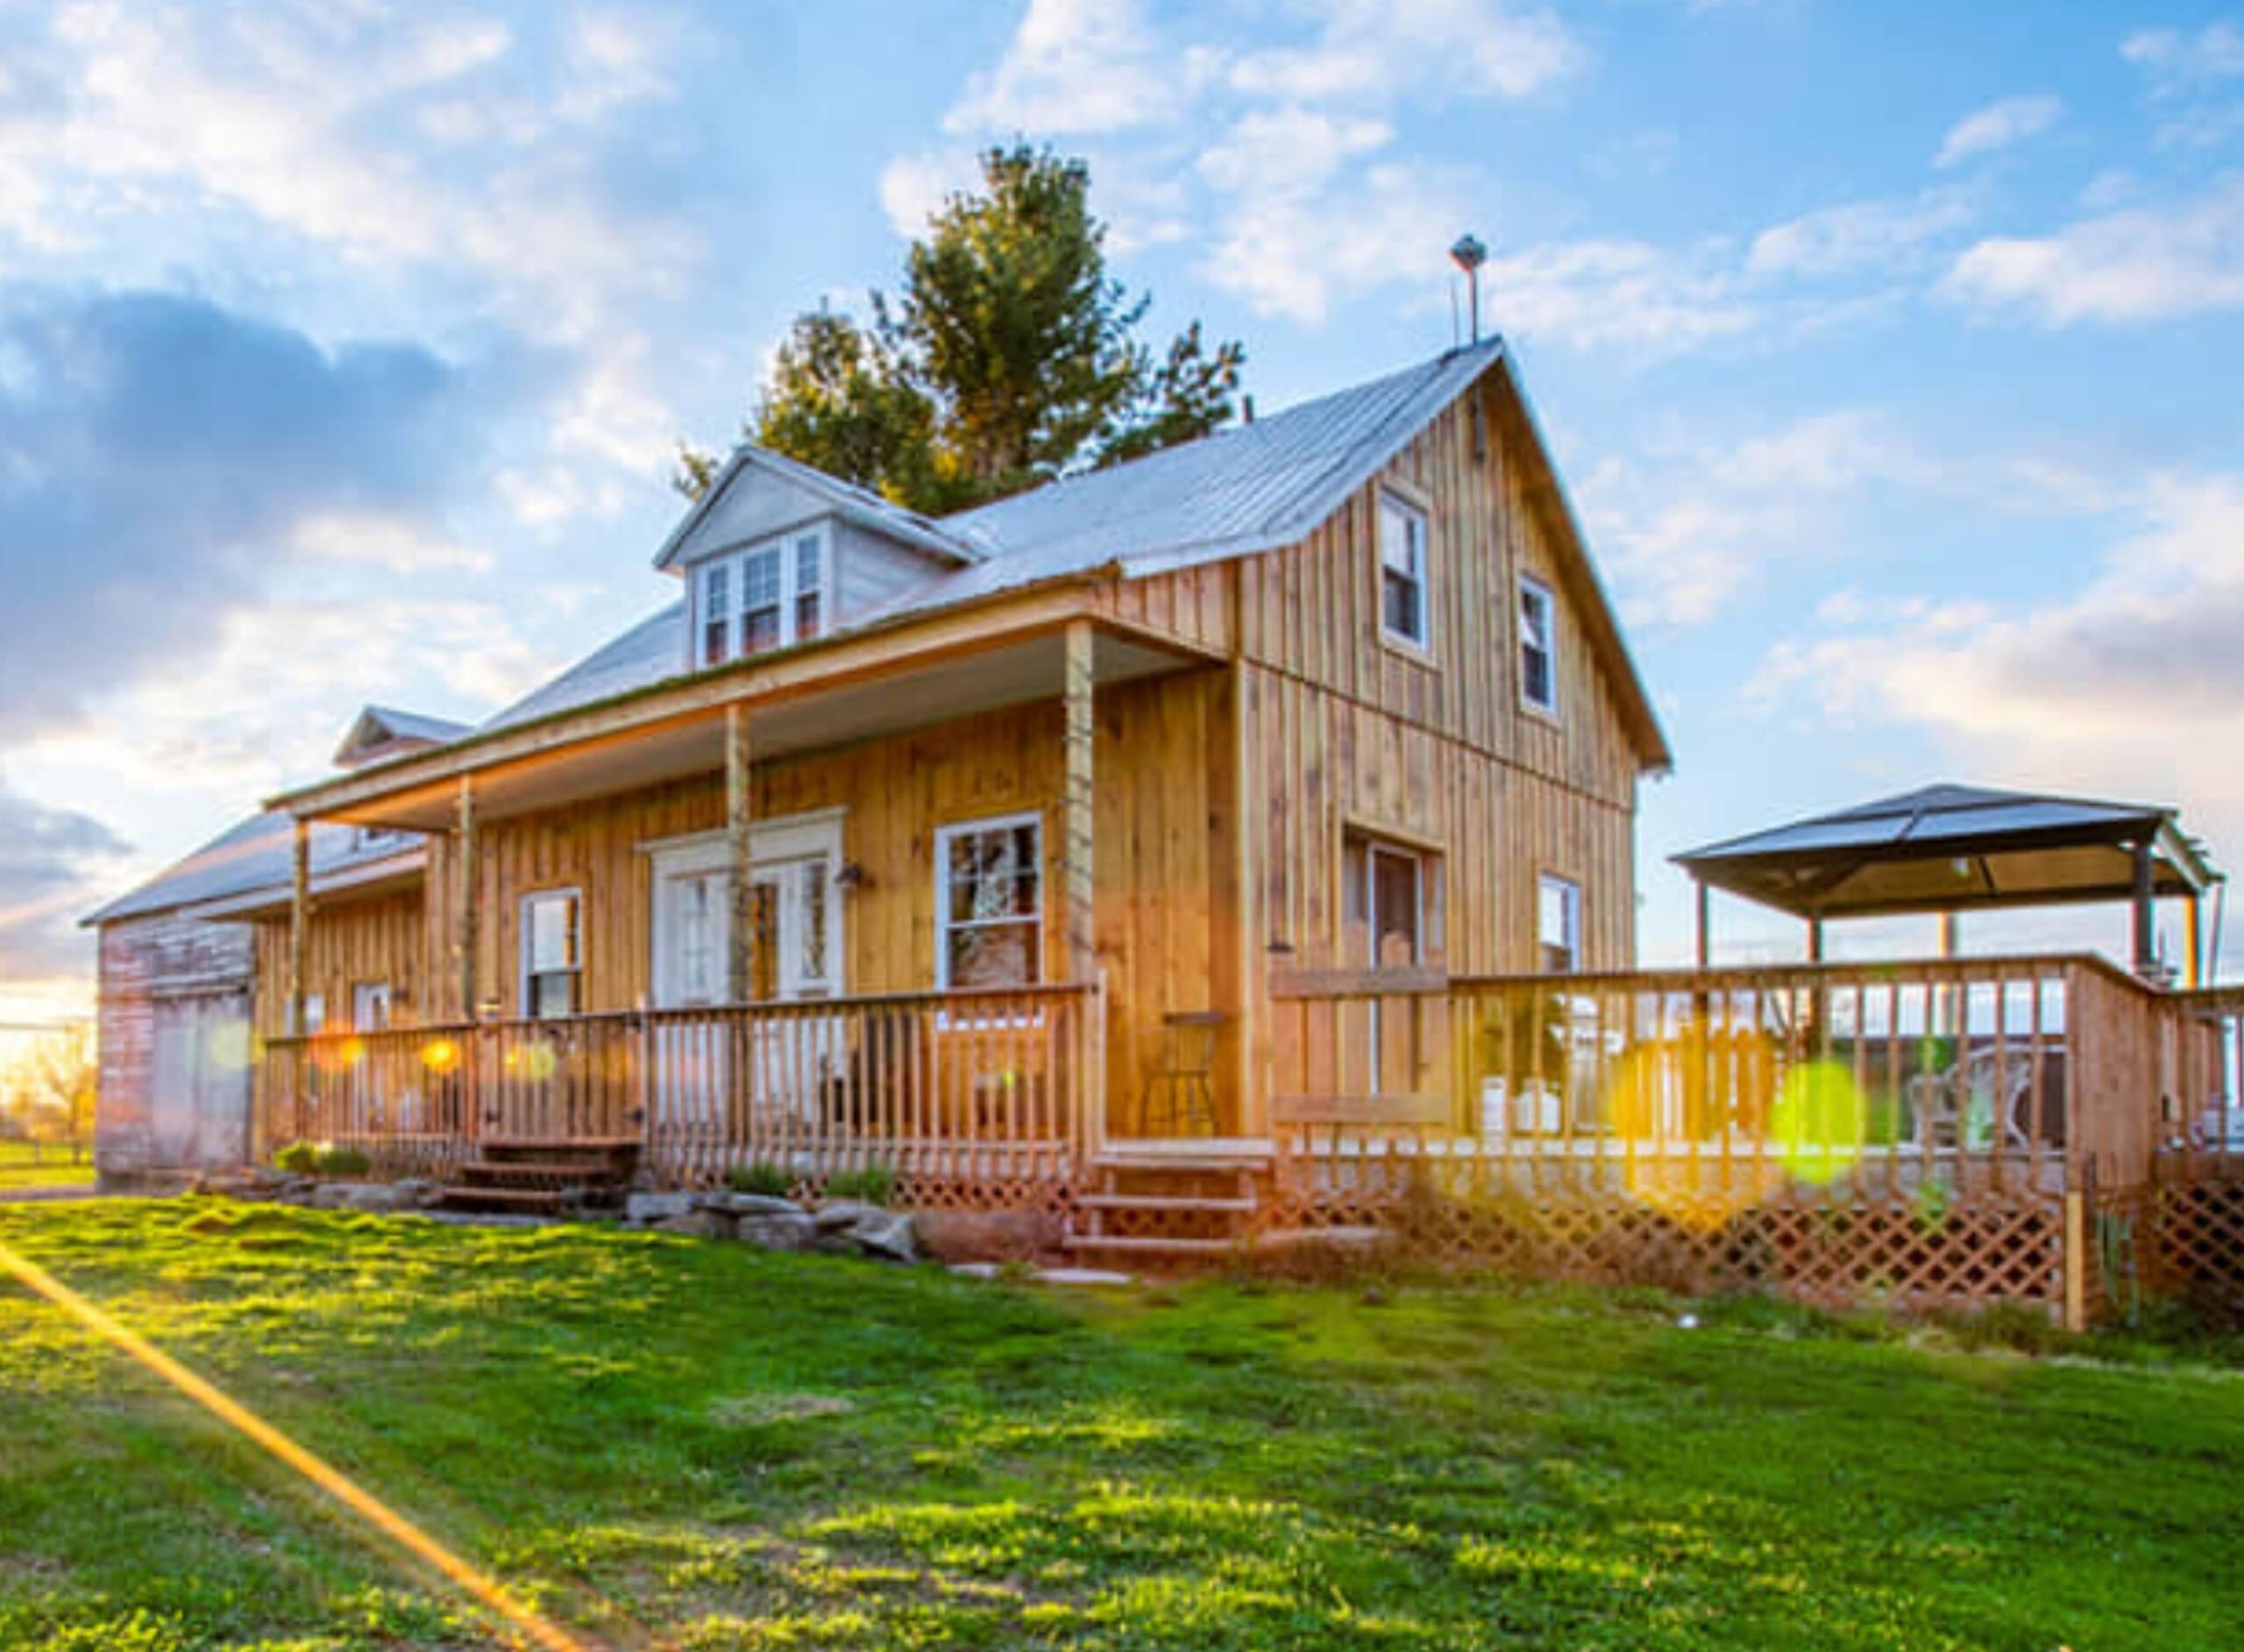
[434,1137,641,1216]
[1062,1141,1274,1263]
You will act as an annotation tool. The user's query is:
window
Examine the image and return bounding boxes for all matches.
[1538,875,1580,974]
[694,527,831,667]
[700,563,729,667]
[300,993,326,1037]
[1519,575,1558,715]
[935,815,1043,989]
[521,890,582,1018]
[350,980,393,1032]
[1379,492,1430,649]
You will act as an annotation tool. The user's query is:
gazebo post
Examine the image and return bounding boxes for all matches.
[2131,840,2156,979]
[1694,880,1710,968]
[1807,915,1825,963]
[2185,892,2204,989]
[1938,912,1958,959]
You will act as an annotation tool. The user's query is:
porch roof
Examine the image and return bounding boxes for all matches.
[267,598,1203,832]
[1673,783,2222,920]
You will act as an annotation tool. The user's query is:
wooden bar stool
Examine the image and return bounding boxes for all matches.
[1140,1011,1223,1136]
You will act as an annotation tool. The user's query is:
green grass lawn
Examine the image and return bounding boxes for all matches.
[0,1201,2239,1652]
[0,1139,93,1190]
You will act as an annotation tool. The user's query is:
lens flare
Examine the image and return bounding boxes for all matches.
[0,1237,599,1652]
[1772,1060,1865,1184]
[421,1038,461,1074]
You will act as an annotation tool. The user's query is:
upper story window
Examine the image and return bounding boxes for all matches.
[1519,574,1558,716]
[697,527,830,669]
[1537,874,1580,974]
[935,814,1043,989]
[521,889,582,1019]
[1378,492,1431,649]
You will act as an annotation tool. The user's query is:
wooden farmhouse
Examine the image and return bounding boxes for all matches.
[87,339,2244,1316]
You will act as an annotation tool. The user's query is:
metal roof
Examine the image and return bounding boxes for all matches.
[1675,783,2222,919]
[83,814,423,927]
[486,338,1666,766]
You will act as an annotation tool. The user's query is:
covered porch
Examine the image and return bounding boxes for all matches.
[258,592,1245,1199]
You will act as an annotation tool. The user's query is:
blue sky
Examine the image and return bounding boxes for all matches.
[4,0,2244,1018]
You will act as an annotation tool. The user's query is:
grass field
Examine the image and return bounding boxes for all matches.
[0,1200,2239,1652]
[0,1139,93,1190]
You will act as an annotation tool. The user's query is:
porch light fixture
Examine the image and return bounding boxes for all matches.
[834,861,869,891]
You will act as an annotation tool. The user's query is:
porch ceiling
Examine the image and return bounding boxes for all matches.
[329,628,1193,832]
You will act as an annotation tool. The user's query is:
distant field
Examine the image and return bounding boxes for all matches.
[0,1140,94,1189]
[1,1200,2240,1649]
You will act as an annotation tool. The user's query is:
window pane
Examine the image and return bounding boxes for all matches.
[795,535,822,590]
[1383,569,1419,639]
[1521,583,1556,709]
[529,972,576,1019]
[948,919,1037,988]
[1538,878,1577,973]
[528,894,579,972]
[799,858,828,982]
[702,564,730,666]
[795,591,821,639]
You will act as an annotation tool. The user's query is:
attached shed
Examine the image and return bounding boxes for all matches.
[83,707,465,1177]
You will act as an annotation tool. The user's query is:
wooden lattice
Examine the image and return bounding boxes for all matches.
[1261,1159,2064,1310]
[2147,1157,2244,1324]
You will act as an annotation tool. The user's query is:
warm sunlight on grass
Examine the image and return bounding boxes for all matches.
[0,1201,2238,1649]
[0,1140,93,1189]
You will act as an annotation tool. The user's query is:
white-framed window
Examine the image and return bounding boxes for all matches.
[696,526,830,668]
[1538,874,1580,974]
[1519,574,1558,716]
[934,813,1043,989]
[521,889,582,1019]
[350,980,393,1032]
[1378,491,1431,649]
[300,992,326,1037]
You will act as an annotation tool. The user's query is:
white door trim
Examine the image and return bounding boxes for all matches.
[646,808,846,1007]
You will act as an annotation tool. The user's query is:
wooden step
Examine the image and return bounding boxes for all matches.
[1075,1193,1258,1214]
[458,1161,630,1187]
[1060,1233,1241,1256]
[434,1186,565,1214]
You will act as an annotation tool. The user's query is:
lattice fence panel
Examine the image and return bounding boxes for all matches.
[2148,1159,2244,1325]
[1263,1161,2064,1312]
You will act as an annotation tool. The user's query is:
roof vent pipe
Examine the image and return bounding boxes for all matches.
[1450,233,1488,344]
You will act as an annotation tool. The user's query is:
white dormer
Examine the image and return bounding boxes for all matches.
[652,446,981,673]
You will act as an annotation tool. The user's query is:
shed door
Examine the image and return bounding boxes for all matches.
[149,991,252,1166]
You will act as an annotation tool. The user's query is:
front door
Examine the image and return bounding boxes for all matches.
[648,815,844,1160]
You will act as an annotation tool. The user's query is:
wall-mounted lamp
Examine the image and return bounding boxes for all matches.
[834,861,870,892]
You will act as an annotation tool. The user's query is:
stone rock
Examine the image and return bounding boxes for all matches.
[911,1208,1060,1264]
[626,1191,699,1225]
[310,1181,421,1215]
[1032,1266,1134,1287]
[734,1212,818,1252]
[848,1209,919,1264]
[698,1192,806,1218]
[652,1209,732,1240]
[812,1200,888,1233]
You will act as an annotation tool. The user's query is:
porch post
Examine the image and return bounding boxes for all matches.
[2132,840,2156,979]
[288,818,310,1035]
[727,703,755,1003]
[1693,880,1710,968]
[455,777,479,1019]
[1061,619,1096,984]
[2185,893,2204,989]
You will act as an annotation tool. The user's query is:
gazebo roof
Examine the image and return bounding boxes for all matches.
[1674,783,2221,921]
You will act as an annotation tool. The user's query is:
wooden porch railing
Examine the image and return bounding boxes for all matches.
[1265,954,2219,1197]
[259,981,1105,1192]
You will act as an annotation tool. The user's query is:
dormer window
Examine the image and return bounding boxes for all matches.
[696,527,830,668]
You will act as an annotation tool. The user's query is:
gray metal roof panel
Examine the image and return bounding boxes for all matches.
[85,815,419,926]
[479,601,685,732]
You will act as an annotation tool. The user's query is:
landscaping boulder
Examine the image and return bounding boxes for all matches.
[698,1192,806,1219]
[911,1208,1059,1265]
[846,1209,919,1264]
[734,1212,818,1252]
[309,1181,422,1215]
[652,1209,733,1240]
[625,1191,699,1226]
[812,1200,887,1233]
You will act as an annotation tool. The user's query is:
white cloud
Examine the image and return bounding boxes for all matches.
[1197,106,1392,196]
[1942,175,2244,323]
[1481,238,1758,352]
[1228,0,1582,103]
[289,513,494,575]
[1200,159,1467,323]
[946,0,1208,134]
[1751,471,2244,839]
[1747,190,1975,279]
[2123,21,2244,91]
[878,149,980,239]
[1935,94,2062,168]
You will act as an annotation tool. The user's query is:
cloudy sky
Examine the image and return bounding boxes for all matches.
[4,0,2244,1023]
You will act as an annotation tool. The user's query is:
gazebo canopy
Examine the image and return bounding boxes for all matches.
[1675,783,2220,923]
